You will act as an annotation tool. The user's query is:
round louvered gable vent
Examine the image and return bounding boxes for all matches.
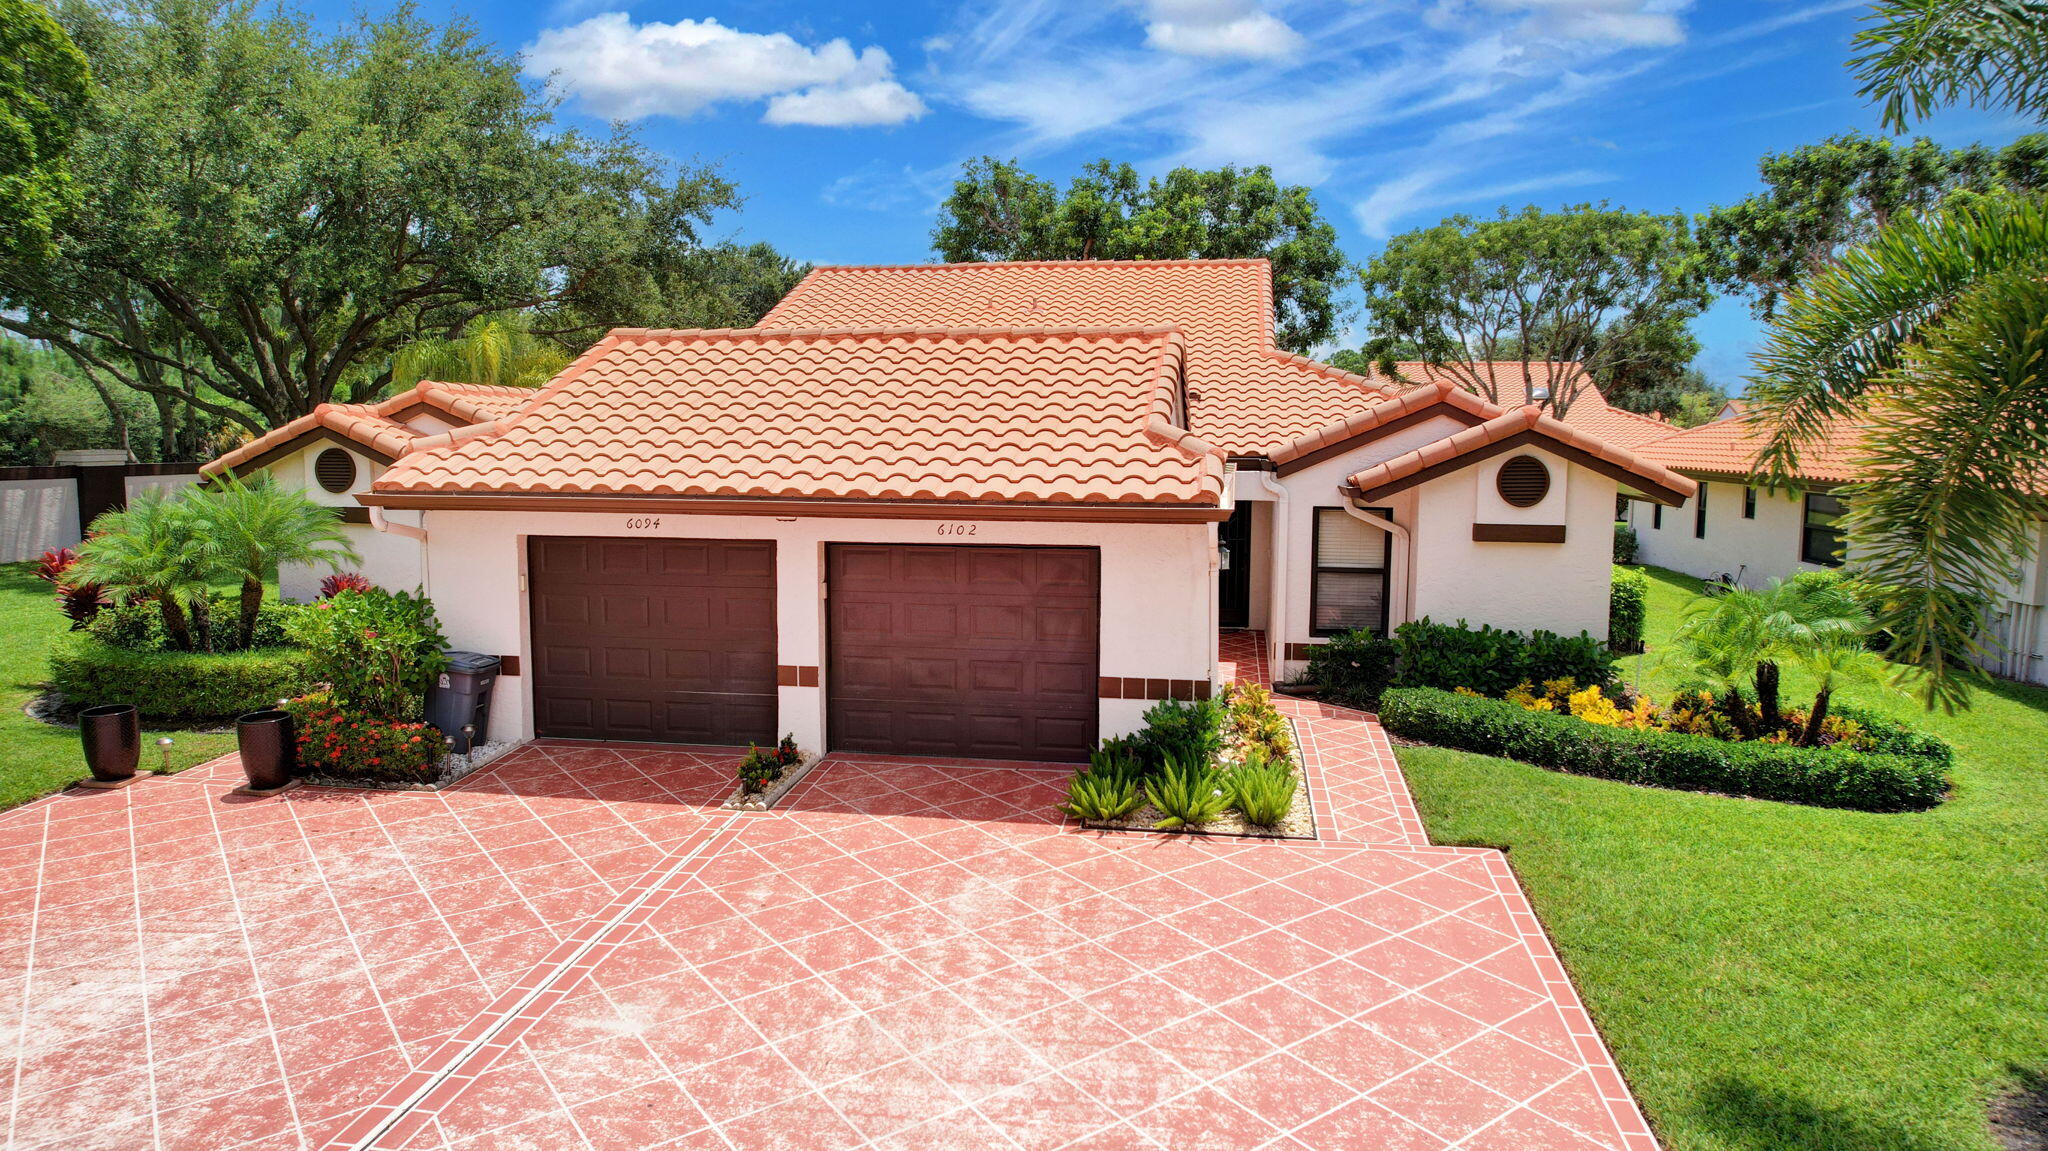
[314,448,356,494]
[1496,455,1551,508]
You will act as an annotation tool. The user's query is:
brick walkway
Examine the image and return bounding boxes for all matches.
[0,637,1655,1150]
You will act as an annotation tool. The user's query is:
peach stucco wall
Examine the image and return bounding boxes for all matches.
[413,509,1218,754]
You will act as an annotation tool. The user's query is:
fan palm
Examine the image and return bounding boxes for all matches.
[1746,197,2048,711]
[73,491,213,651]
[1670,576,1889,742]
[390,312,573,391]
[188,472,360,648]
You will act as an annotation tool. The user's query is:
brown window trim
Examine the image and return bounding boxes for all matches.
[1742,485,1757,519]
[1802,491,1846,567]
[1310,506,1392,638]
[1694,481,1708,539]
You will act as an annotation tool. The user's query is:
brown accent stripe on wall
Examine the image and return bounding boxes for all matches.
[1098,677,1212,701]
[776,665,820,687]
[496,656,520,677]
[1472,522,1567,543]
[1284,643,1322,661]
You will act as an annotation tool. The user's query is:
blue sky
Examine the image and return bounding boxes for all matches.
[319,0,2033,389]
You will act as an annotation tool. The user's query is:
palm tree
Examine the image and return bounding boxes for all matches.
[1852,0,2048,132]
[1750,1,2048,711]
[1669,588,1776,738]
[1671,576,1890,742]
[74,491,213,651]
[390,312,573,391]
[188,473,360,648]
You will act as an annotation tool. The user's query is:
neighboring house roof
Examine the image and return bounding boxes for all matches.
[201,381,534,477]
[758,260,1399,452]
[1635,412,1867,483]
[1372,362,1675,450]
[367,327,1227,515]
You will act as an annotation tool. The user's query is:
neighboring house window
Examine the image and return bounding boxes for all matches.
[1743,486,1757,519]
[1312,507,1392,635]
[1652,503,1662,530]
[1803,492,1846,566]
[1695,482,1709,539]
[314,448,356,494]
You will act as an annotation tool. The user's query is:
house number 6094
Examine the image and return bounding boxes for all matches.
[936,523,978,536]
[625,517,661,530]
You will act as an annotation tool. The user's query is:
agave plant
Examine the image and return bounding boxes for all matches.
[1060,770,1143,821]
[1146,757,1229,831]
[1224,749,1297,828]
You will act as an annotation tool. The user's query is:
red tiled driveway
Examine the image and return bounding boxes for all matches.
[2,638,1654,1150]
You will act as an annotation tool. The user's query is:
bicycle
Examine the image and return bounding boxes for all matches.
[1702,564,1748,597]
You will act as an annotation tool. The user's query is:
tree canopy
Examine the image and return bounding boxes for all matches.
[1699,132,2048,318]
[0,0,790,437]
[0,0,91,264]
[1355,205,1711,418]
[931,157,1346,353]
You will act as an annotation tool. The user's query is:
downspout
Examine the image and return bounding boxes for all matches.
[1253,469,1289,672]
[367,503,431,598]
[1340,489,1413,631]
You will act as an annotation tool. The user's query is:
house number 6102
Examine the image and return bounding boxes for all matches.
[936,523,978,536]
[625,517,661,530]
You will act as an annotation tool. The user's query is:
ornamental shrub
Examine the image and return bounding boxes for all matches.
[1613,523,1639,564]
[1378,687,1950,812]
[49,636,314,722]
[1303,629,1399,710]
[736,734,802,793]
[85,596,306,653]
[1610,566,1649,654]
[1146,757,1229,830]
[282,691,445,785]
[1392,618,1613,697]
[286,588,448,720]
[1135,697,1225,774]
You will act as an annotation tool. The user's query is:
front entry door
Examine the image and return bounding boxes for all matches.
[1218,501,1252,628]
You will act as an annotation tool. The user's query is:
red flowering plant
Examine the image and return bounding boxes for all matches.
[319,572,373,598]
[736,733,803,794]
[34,547,110,630]
[281,690,445,785]
[284,588,447,719]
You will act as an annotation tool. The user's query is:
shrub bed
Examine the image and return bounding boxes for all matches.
[282,691,445,785]
[1610,567,1648,654]
[49,635,314,723]
[1393,618,1614,696]
[1378,687,1950,812]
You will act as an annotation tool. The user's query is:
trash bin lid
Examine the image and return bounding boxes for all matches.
[442,650,502,673]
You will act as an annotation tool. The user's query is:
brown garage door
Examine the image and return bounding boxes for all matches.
[828,544,1099,762]
[528,537,776,744]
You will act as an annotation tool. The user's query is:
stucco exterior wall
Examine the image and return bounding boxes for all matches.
[1624,481,1830,586]
[263,443,425,600]
[413,509,1217,753]
[1251,418,1619,680]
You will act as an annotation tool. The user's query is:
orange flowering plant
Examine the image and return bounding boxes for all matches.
[282,690,445,784]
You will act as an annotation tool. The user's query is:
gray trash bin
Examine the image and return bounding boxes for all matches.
[425,651,501,754]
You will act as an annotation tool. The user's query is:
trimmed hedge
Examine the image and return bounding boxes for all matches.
[1379,687,1950,812]
[49,636,315,723]
[1610,567,1648,654]
[1303,629,1399,710]
[1392,618,1614,697]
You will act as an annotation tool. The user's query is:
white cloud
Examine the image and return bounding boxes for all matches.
[1451,0,1691,48]
[522,14,926,126]
[1141,0,1304,60]
[1353,166,1615,236]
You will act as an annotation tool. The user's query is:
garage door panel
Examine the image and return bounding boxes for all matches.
[1034,551,1097,590]
[828,545,1098,763]
[529,538,776,744]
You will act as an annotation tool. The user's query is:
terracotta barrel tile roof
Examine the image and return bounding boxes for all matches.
[760,261,1400,452]
[202,380,536,477]
[372,326,1226,507]
[1635,412,1866,483]
[1372,361,1676,449]
[1346,403,1696,505]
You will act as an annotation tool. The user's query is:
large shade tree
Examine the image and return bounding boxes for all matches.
[931,157,1346,353]
[0,0,767,437]
[1699,131,2048,319]
[1748,0,2048,709]
[1356,205,1712,418]
[0,0,90,265]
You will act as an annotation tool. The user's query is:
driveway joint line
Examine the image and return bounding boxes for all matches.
[344,809,747,1151]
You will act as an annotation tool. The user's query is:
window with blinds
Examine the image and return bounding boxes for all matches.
[1312,507,1391,635]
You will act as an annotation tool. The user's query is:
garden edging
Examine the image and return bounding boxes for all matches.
[721,750,824,810]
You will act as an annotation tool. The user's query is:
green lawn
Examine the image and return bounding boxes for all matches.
[1400,564,2048,1151]
[0,562,239,807]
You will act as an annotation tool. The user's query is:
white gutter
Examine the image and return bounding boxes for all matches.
[368,504,427,543]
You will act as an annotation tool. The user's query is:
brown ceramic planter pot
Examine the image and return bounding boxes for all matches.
[79,704,141,783]
[235,709,297,791]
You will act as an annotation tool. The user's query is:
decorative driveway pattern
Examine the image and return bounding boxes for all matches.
[0,640,1654,1150]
